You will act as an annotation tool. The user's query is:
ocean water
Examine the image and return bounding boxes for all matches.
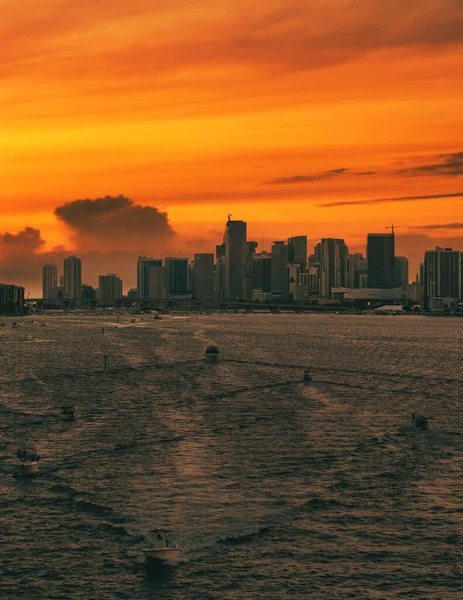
[1,313,462,599]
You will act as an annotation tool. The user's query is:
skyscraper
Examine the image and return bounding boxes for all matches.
[314,238,349,298]
[346,253,367,288]
[98,274,122,301]
[287,236,308,268]
[137,256,162,299]
[367,232,395,288]
[42,264,58,300]
[423,247,461,311]
[63,256,82,301]
[165,258,189,296]
[193,254,215,302]
[148,266,165,299]
[253,252,272,301]
[394,256,409,292]
[221,217,247,301]
[271,241,289,300]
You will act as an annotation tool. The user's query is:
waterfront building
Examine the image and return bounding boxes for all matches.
[271,241,289,300]
[423,247,461,311]
[42,264,58,300]
[148,266,165,300]
[137,256,162,299]
[346,253,368,288]
[220,217,248,301]
[394,256,409,293]
[63,256,82,301]
[165,258,189,296]
[193,253,215,302]
[252,252,272,301]
[0,284,25,314]
[300,265,320,296]
[98,274,122,302]
[314,238,349,298]
[244,241,258,301]
[367,232,395,288]
[287,236,308,269]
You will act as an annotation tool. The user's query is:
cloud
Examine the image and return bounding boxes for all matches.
[267,168,349,185]
[411,222,463,231]
[54,195,175,253]
[0,227,45,254]
[319,191,463,208]
[396,151,463,177]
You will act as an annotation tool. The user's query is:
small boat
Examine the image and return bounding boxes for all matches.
[303,369,312,382]
[14,445,40,476]
[12,322,20,328]
[22,334,35,341]
[204,345,220,362]
[60,405,76,420]
[142,529,183,563]
[411,413,428,431]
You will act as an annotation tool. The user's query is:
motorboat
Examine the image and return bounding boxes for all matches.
[303,369,312,382]
[12,322,20,328]
[14,445,40,476]
[411,413,428,431]
[60,405,76,420]
[142,529,183,562]
[205,345,220,362]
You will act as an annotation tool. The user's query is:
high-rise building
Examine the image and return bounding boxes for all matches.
[98,274,122,301]
[148,266,165,299]
[252,252,272,301]
[193,254,215,302]
[244,241,258,301]
[287,236,308,269]
[288,263,302,301]
[165,258,189,296]
[215,243,226,301]
[346,253,367,288]
[271,241,289,300]
[314,238,349,298]
[42,264,58,300]
[367,232,395,288]
[221,217,247,301]
[394,256,409,292]
[423,247,461,311]
[137,256,162,299]
[0,284,25,314]
[63,256,82,301]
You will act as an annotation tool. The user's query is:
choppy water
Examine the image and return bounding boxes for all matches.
[1,313,462,599]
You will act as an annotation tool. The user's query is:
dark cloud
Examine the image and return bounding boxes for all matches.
[411,222,463,231]
[267,168,349,185]
[396,152,463,177]
[319,192,463,208]
[0,227,45,254]
[54,195,175,252]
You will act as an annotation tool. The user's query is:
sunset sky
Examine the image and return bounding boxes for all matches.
[1,0,462,293]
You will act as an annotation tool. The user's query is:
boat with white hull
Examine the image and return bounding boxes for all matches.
[204,345,220,362]
[143,529,182,563]
[14,446,40,476]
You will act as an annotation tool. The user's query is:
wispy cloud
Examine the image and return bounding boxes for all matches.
[267,168,349,185]
[411,222,463,231]
[396,151,463,177]
[319,192,463,208]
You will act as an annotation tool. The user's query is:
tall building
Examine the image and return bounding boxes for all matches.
[148,266,165,299]
[314,238,349,298]
[42,264,58,300]
[193,254,215,302]
[137,256,162,299]
[0,284,25,314]
[346,253,367,288]
[165,258,189,296]
[423,247,461,311]
[271,241,289,300]
[394,256,409,292]
[244,241,258,301]
[215,243,226,301]
[287,236,308,268]
[288,263,302,301]
[221,217,247,301]
[367,232,395,288]
[63,256,82,301]
[98,274,122,301]
[252,252,272,301]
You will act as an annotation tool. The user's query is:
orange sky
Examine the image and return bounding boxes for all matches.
[1,0,463,291]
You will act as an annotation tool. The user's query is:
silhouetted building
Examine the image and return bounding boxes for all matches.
[137,257,162,299]
[221,217,247,301]
[423,247,461,311]
[148,266,165,300]
[346,253,367,288]
[42,264,58,300]
[271,241,289,300]
[300,265,320,296]
[193,254,215,302]
[287,236,308,269]
[367,233,395,288]
[252,252,272,301]
[288,263,303,301]
[314,238,349,298]
[98,274,122,302]
[244,241,258,301]
[0,284,25,314]
[63,256,82,301]
[215,243,226,301]
[80,284,96,302]
[394,256,409,293]
[165,258,189,296]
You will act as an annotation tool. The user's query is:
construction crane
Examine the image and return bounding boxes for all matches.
[385,224,400,234]
[227,213,232,222]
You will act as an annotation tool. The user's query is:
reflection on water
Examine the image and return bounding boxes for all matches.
[1,313,462,599]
